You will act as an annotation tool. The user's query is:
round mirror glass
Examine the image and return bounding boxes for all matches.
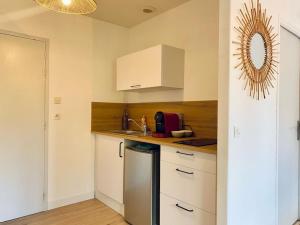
[250,33,266,69]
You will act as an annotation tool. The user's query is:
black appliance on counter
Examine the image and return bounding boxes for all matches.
[155,112,165,133]
[174,138,217,147]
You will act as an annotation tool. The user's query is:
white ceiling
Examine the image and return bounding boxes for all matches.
[0,1,36,14]
[0,0,191,28]
[88,0,191,27]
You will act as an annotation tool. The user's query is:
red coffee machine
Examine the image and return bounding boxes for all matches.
[152,112,180,138]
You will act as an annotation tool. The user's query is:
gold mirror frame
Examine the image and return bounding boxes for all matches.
[234,0,279,100]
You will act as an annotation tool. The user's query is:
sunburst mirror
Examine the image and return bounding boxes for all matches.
[233,0,279,100]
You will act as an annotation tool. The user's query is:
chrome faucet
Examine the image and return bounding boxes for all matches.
[128,117,148,136]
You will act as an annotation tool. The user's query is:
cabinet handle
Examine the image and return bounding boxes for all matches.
[130,84,141,88]
[176,168,194,175]
[119,142,123,158]
[176,203,194,212]
[176,151,194,156]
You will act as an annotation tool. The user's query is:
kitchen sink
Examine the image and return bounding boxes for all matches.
[110,130,143,135]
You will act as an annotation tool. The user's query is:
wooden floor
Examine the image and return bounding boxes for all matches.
[1,199,128,225]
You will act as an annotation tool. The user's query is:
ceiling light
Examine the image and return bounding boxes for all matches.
[62,0,72,6]
[34,0,97,15]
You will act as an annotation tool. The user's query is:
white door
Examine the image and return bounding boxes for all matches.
[278,27,300,225]
[0,33,46,222]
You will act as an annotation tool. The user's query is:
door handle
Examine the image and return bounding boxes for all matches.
[297,121,300,140]
[119,142,123,158]
[176,203,194,212]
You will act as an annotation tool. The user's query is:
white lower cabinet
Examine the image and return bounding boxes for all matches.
[94,137,216,223]
[160,194,216,225]
[161,146,216,174]
[95,135,124,214]
[161,161,216,213]
[160,145,216,225]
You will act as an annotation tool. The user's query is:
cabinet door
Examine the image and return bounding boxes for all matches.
[117,45,162,90]
[160,194,216,225]
[117,55,138,90]
[161,146,217,174]
[95,135,124,204]
[160,161,216,213]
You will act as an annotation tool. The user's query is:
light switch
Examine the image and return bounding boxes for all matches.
[233,126,240,138]
[54,97,62,104]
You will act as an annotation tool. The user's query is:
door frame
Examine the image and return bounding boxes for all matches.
[278,24,300,224]
[281,19,300,40]
[0,29,50,211]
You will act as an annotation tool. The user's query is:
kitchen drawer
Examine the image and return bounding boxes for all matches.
[161,145,216,174]
[160,193,216,225]
[161,161,216,213]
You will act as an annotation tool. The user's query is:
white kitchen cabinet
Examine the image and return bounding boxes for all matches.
[161,161,216,213]
[117,44,185,91]
[160,145,217,225]
[161,146,217,174]
[160,194,216,225]
[95,135,124,208]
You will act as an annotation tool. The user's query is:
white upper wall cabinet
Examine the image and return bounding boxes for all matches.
[117,45,185,91]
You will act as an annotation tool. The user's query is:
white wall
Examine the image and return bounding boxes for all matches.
[0,4,127,208]
[280,0,300,35]
[0,0,219,211]
[92,22,128,102]
[124,0,219,103]
[218,1,300,225]
[218,0,280,225]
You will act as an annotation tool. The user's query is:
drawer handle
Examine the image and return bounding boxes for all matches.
[176,168,194,175]
[176,203,194,212]
[130,84,141,88]
[176,151,194,156]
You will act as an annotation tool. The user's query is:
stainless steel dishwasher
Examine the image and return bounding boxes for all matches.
[124,143,160,225]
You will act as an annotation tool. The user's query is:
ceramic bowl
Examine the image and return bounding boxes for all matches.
[171,130,185,138]
[183,130,193,137]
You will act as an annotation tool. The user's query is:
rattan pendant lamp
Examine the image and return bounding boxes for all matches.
[34,0,97,15]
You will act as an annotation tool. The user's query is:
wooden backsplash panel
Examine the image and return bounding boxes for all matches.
[127,101,217,139]
[91,102,126,131]
[91,101,218,139]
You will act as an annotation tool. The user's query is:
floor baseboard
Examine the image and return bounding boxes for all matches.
[47,192,95,210]
[95,191,124,216]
